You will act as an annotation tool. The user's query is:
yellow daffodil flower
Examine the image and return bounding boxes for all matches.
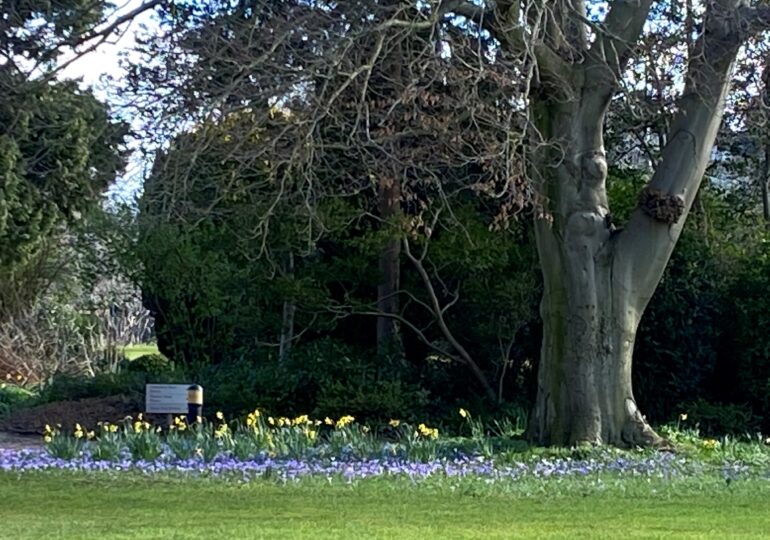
[459,408,469,419]
[335,415,355,429]
[388,419,400,427]
[703,439,720,450]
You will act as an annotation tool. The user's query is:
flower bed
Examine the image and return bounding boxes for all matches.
[0,446,737,483]
[1,409,768,485]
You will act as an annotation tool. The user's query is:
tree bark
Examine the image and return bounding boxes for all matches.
[376,175,403,354]
[527,94,664,446]
[278,252,295,362]
[527,9,741,444]
[762,143,770,224]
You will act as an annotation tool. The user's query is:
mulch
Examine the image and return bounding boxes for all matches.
[0,432,42,450]
[0,395,143,436]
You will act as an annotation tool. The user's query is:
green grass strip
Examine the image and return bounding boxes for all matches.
[1,473,769,539]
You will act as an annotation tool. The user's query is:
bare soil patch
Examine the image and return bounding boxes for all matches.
[0,395,142,435]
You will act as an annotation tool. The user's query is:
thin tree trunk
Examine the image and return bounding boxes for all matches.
[762,143,770,224]
[376,176,402,354]
[278,252,295,362]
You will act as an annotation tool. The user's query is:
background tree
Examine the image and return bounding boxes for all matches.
[127,0,535,402]
[0,0,158,379]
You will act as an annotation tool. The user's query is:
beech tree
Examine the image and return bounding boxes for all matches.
[466,0,770,447]
[126,0,770,445]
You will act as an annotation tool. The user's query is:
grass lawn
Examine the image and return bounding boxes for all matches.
[1,473,769,539]
[121,343,160,361]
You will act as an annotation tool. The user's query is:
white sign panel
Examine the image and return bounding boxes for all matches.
[145,384,190,414]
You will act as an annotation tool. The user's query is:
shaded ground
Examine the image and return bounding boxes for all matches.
[0,431,42,450]
[0,395,142,435]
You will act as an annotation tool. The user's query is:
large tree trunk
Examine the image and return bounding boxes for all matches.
[531,216,662,446]
[527,97,664,446]
[527,11,740,443]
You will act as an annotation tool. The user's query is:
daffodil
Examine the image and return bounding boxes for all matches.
[324,417,334,426]
[335,415,355,429]
[216,411,224,420]
[679,413,688,421]
[388,419,400,427]
[44,435,52,443]
[702,439,720,451]
[417,423,439,440]
[459,408,469,419]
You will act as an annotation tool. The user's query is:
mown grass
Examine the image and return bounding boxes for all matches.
[1,472,769,539]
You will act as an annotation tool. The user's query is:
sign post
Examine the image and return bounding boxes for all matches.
[186,384,203,424]
[145,384,197,411]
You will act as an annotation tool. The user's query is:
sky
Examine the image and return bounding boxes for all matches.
[60,0,153,87]
[58,1,158,203]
